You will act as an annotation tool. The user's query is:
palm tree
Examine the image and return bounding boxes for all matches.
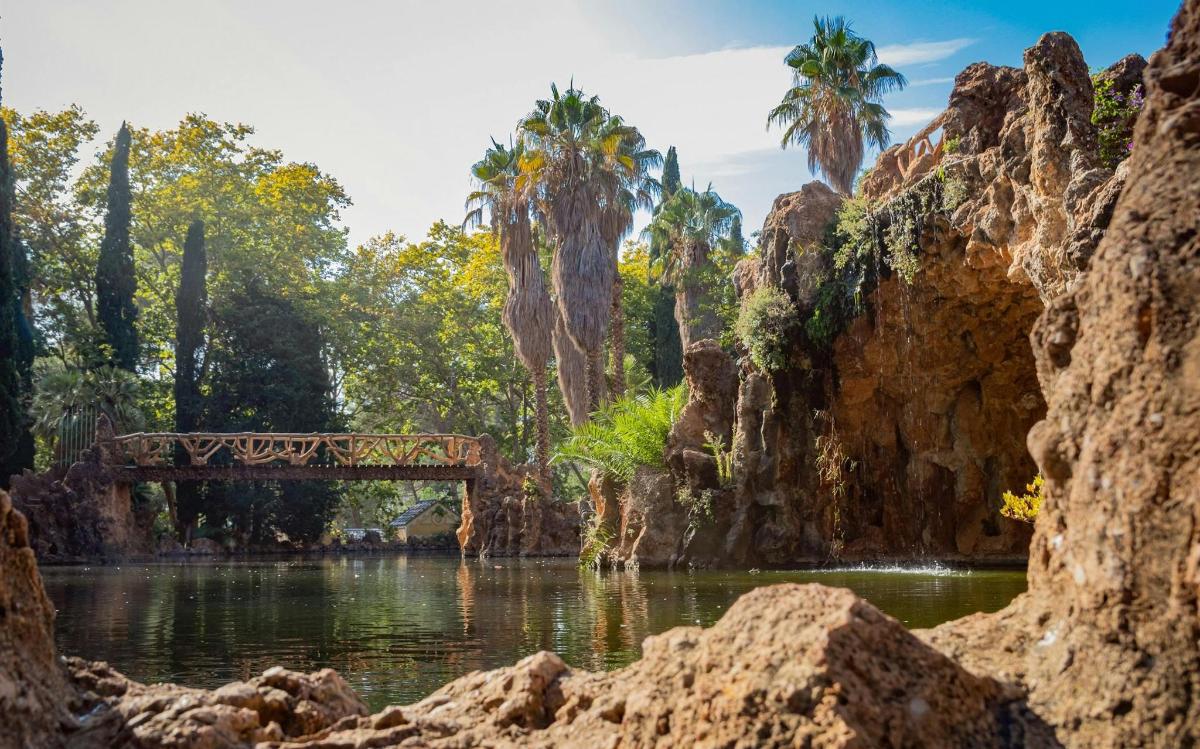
[643,186,740,349]
[596,118,660,400]
[767,16,907,194]
[519,84,657,414]
[465,139,554,497]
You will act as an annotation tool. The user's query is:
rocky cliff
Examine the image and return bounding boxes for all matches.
[637,32,1150,567]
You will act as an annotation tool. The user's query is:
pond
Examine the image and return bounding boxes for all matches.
[42,556,1026,711]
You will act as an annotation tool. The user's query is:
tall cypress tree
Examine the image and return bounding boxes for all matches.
[96,122,138,371]
[661,146,681,198]
[650,145,684,386]
[0,47,33,486]
[174,220,206,533]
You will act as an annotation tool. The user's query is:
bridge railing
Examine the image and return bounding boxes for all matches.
[105,432,483,470]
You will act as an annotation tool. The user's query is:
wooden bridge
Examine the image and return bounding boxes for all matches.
[100,430,483,483]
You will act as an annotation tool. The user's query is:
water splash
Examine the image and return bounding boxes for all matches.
[811,562,970,577]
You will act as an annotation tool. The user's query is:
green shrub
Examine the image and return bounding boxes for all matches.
[1091,75,1143,169]
[943,135,961,154]
[941,177,969,212]
[675,485,716,526]
[554,385,687,484]
[703,430,734,487]
[578,518,613,568]
[736,286,800,372]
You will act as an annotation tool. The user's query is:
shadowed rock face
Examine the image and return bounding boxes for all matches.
[649,30,1160,568]
[929,2,1200,744]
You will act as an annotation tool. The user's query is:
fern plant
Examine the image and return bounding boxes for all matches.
[554,385,687,484]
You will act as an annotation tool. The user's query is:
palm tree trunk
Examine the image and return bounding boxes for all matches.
[586,348,606,414]
[609,273,625,399]
[533,365,551,496]
[675,284,695,352]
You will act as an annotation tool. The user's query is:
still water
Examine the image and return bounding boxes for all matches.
[43,556,1025,711]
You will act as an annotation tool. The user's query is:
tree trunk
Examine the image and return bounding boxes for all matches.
[675,243,718,351]
[162,481,178,538]
[523,367,551,556]
[533,365,552,496]
[586,348,606,415]
[675,283,698,351]
[609,273,626,399]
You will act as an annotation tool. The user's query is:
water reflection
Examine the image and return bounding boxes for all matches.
[43,557,1025,710]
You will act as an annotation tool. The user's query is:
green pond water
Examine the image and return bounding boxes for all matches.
[42,556,1026,711]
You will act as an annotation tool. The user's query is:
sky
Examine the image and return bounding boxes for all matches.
[1,0,1181,250]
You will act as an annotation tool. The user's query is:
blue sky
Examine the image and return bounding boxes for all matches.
[3,0,1180,248]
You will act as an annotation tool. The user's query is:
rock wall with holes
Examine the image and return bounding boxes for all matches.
[616,33,1148,568]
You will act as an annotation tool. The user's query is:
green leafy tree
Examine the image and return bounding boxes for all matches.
[74,114,351,428]
[174,220,206,533]
[200,284,342,543]
[0,49,34,485]
[768,16,907,194]
[1,105,101,364]
[648,146,684,385]
[643,186,741,348]
[660,146,681,198]
[95,122,138,370]
[330,225,542,456]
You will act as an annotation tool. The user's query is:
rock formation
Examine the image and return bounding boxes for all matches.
[457,436,580,557]
[635,31,1155,567]
[9,419,153,561]
[0,490,71,748]
[927,2,1200,742]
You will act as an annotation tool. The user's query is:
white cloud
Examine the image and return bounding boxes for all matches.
[888,107,943,126]
[877,38,976,65]
[910,76,957,87]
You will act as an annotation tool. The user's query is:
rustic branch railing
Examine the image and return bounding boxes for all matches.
[106,432,482,470]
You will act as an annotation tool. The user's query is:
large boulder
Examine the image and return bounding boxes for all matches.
[66,660,368,747]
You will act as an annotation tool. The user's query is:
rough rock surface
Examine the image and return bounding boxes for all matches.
[745,180,844,304]
[662,31,1147,566]
[457,436,580,557]
[9,448,153,561]
[0,491,71,749]
[864,33,1121,301]
[927,3,1200,743]
[65,660,368,748]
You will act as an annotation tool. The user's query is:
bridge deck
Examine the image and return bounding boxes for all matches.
[113,464,480,483]
[101,431,483,483]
